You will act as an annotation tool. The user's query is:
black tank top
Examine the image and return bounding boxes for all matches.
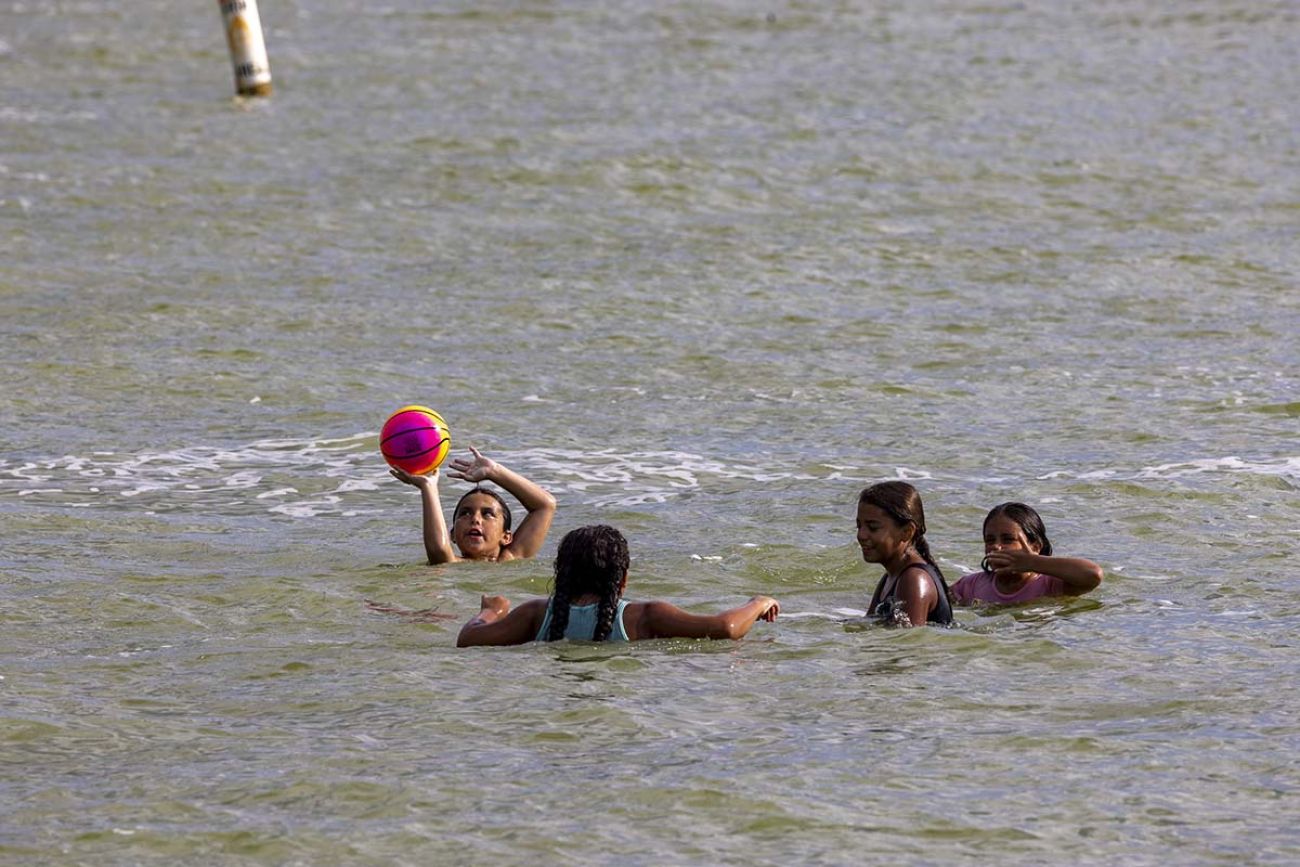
[868,562,954,626]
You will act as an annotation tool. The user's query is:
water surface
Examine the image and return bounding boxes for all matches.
[2,1,1298,864]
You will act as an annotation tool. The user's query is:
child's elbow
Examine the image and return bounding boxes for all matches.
[718,618,748,641]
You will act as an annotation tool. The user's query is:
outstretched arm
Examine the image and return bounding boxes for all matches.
[634,595,780,641]
[457,596,549,647]
[391,468,458,564]
[986,550,1103,595]
[448,447,557,559]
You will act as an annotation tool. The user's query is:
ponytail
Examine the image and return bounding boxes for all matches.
[912,534,946,582]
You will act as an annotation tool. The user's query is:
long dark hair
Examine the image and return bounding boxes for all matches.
[545,525,629,642]
[983,502,1053,556]
[858,481,946,581]
[454,486,513,530]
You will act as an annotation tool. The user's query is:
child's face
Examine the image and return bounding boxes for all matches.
[983,515,1040,556]
[856,502,913,565]
[452,492,512,560]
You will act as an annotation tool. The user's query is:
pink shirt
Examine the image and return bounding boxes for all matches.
[951,571,1067,605]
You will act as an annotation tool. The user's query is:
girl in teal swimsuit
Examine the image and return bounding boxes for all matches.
[457,525,780,646]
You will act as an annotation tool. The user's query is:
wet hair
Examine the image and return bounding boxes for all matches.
[545,525,630,642]
[453,487,513,531]
[858,481,946,581]
[983,502,1053,556]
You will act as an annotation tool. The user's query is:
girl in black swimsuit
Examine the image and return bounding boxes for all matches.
[856,482,953,626]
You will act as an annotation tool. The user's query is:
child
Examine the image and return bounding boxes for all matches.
[950,502,1103,605]
[390,446,556,564]
[456,525,781,646]
[857,481,954,627]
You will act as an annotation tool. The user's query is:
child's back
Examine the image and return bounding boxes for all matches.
[457,526,780,646]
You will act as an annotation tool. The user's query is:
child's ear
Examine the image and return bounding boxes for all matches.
[500,530,514,547]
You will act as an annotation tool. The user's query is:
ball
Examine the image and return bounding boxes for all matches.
[380,405,451,475]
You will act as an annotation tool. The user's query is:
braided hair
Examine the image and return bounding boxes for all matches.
[858,481,947,582]
[545,525,630,642]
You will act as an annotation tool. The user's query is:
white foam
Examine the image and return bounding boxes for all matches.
[269,501,336,518]
[3,442,1294,525]
[1135,456,1300,481]
[256,487,299,499]
[335,479,380,493]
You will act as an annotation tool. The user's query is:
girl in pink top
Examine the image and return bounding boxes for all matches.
[951,503,1103,605]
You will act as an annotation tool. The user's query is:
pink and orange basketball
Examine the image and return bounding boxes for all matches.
[380,405,451,475]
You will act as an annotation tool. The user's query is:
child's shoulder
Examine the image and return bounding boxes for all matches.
[618,599,682,640]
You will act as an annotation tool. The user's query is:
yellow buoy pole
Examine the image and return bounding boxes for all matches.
[218,0,273,97]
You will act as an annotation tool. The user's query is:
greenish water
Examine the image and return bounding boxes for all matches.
[2,1,1298,864]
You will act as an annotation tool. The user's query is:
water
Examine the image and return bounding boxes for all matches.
[2,1,1298,863]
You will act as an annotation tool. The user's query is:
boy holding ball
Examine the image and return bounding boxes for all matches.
[391,446,556,564]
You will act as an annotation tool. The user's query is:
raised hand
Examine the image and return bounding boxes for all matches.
[447,446,499,483]
[390,466,437,488]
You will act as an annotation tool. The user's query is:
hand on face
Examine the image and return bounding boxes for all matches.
[982,514,1040,577]
[448,446,498,483]
[983,548,1036,575]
